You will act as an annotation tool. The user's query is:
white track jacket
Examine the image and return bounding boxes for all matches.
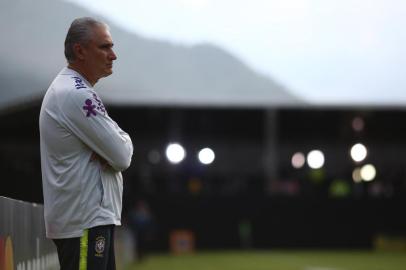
[39,67,133,239]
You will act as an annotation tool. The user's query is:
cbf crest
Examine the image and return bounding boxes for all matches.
[95,236,106,257]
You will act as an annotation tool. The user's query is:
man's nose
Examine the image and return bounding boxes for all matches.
[110,49,117,61]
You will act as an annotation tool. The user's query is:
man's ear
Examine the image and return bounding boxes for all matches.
[73,43,86,61]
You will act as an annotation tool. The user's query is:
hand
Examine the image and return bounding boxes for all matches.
[90,152,110,170]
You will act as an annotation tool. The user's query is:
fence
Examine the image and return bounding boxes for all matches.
[0,196,58,270]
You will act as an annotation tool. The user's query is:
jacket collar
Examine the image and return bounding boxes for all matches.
[60,67,92,88]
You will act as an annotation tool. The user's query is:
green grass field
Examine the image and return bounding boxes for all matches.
[125,250,406,270]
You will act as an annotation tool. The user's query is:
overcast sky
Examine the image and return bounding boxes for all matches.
[65,0,406,105]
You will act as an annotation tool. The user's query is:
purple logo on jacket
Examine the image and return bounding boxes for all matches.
[83,99,97,117]
[72,76,87,90]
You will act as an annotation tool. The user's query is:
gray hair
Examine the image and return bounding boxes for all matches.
[64,17,107,63]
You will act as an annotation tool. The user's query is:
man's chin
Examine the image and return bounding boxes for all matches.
[103,69,113,77]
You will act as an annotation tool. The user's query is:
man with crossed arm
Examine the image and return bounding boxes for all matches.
[39,17,133,270]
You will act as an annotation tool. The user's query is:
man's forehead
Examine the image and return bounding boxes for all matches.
[91,25,113,43]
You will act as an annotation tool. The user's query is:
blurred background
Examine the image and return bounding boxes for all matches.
[1,0,406,269]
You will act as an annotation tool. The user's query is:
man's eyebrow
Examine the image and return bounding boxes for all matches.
[99,42,114,48]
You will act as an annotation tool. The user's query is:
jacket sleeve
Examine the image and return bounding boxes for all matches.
[60,88,133,172]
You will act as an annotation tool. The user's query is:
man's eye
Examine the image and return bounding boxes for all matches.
[100,44,112,49]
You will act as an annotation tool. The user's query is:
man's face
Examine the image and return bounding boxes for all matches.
[83,25,117,81]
